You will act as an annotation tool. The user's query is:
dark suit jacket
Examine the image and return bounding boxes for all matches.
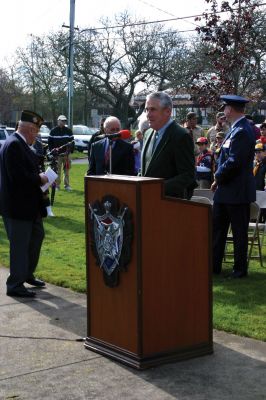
[88,138,135,176]
[141,121,196,198]
[214,117,256,204]
[0,133,47,220]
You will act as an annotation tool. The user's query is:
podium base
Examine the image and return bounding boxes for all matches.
[84,337,213,370]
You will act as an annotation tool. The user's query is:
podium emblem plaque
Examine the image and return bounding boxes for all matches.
[89,195,133,287]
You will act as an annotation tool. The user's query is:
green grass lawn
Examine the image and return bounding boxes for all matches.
[0,163,265,341]
[213,265,266,340]
[0,164,88,292]
[71,150,88,160]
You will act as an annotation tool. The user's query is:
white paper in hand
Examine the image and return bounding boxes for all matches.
[40,167,58,192]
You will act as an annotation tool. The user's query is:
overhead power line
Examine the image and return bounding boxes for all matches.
[79,2,266,33]
[135,0,200,27]
[63,23,196,36]
[77,29,196,43]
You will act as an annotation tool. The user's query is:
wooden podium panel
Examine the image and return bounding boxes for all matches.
[84,175,213,369]
[85,176,140,354]
[141,183,211,356]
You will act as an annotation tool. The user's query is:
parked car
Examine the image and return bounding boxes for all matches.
[5,127,15,135]
[73,125,99,152]
[0,127,9,147]
[39,125,51,144]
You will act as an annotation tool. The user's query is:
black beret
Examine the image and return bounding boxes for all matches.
[20,110,44,127]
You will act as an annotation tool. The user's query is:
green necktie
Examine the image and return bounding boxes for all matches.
[144,131,157,173]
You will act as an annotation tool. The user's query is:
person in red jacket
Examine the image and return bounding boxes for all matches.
[195,137,214,189]
[258,122,266,145]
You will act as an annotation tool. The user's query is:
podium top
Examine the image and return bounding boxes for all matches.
[85,174,163,183]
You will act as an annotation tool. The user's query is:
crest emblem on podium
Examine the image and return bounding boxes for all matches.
[89,195,133,287]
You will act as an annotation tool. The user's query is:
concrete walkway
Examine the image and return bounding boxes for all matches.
[0,266,265,400]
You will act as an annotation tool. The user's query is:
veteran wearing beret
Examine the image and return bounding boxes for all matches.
[211,95,256,278]
[0,110,49,297]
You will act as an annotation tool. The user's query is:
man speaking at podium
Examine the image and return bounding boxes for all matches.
[88,116,135,176]
[141,92,196,199]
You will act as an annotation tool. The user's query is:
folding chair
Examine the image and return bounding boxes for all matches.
[248,202,263,267]
[225,202,263,268]
[254,191,266,246]
[190,196,212,205]
[194,189,214,203]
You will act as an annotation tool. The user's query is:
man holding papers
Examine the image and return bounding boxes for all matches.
[0,110,49,297]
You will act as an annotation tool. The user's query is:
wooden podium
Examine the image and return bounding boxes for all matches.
[84,175,213,369]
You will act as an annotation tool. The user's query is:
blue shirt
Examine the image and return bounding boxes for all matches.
[153,119,173,152]
[104,137,116,152]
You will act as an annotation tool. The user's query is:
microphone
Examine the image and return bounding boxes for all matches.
[97,130,131,140]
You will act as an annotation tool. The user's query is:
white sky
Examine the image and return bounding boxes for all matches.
[1,0,210,66]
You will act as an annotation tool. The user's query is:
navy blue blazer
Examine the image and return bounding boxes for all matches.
[0,133,46,220]
[214,117,256,204]
[88,138,135,176]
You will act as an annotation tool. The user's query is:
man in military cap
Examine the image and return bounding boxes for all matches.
[48,115,74,191]
[0,110,49,297]
[184,111,205,157]
[207,112,229,151]
[211,95,256,278]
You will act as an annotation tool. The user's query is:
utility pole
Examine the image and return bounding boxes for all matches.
[30,35,37,112]
[68,0,75,129]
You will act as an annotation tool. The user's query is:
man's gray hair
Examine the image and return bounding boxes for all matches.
[18,120,35,130]
[146,91,173,109]
[103,116,121,129]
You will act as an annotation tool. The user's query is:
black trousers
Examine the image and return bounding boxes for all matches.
[3,217,45,291]
[213,203,250,274]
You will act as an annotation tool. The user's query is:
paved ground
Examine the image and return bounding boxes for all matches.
[0,266,265,400]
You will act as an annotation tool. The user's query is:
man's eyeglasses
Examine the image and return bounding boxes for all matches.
[109,127,120,133]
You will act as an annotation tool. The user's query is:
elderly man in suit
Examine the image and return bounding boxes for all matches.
[211,95,256,278]
[141,91,196,199]
[88,116,135,176]
[0,110,49,297]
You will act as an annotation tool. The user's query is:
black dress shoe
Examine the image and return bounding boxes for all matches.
[7,287,36,298]
[227,271,248,279]
[26,278,46,287]
[231,270,248,279]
